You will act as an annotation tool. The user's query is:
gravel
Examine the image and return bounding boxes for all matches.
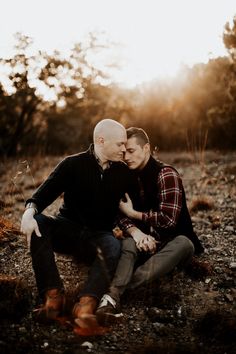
[0,151,235,354]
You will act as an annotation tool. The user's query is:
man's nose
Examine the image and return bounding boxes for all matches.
[121,144,126,152]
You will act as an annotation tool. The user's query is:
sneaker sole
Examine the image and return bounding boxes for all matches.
[96,311,123,326]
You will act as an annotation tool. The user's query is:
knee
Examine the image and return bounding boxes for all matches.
[103,237,121,260]
[34,214,49,231]
[122,237,138,255]
[113,238,121,258]
[176,235,195,257]
[32,214,53,242]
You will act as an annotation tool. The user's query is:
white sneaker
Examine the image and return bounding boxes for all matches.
[96,294,123,325]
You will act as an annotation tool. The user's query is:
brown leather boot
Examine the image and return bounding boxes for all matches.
[34,288,65,323]
[73,296,98,328]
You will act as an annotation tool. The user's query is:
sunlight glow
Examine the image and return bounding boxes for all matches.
[0,0,235,87]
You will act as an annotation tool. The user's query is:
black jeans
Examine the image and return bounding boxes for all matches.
[30,214,121,301]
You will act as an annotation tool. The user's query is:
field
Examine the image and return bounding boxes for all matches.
[0,151,235,354]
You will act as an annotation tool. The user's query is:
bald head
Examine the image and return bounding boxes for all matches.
[93,119,126,143]
[93,119,127,165]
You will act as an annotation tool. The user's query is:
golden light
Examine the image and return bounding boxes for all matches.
[0,0,235,87]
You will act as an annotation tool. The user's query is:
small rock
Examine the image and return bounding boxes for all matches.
[225,294,234,302]
[225,225,234,232]
[229,262,236,269]
[81,342,93,350]
[18,326,27,333]
[205,278,211,284]
[147,307,174,323]
[211,247,221,252]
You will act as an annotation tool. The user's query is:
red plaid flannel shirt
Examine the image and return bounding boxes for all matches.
[119,167,183,231]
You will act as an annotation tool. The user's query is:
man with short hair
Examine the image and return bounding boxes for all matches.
[96,127,204,324]
[21,119,139,328]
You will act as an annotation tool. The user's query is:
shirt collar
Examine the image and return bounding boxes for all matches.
[89,144,113,170]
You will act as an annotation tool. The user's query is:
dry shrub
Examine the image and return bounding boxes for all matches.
[5,184,22,195]
[208,214,221,229]
[190,195,214,213]
[0,199,7,209]
[15,195,25,202]
[185,257,213,280]
[205,177,218,185]
[25,179,43,190]
[0,199,14,209]
[195,309,236,344]
[171,155,194,165]
[0,216,21,244]
[224,164,236,176]
[127,342,197,354]
[158,152,194,165]
[0,274,31,320]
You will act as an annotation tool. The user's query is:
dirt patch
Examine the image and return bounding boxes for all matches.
[0,151,235,354]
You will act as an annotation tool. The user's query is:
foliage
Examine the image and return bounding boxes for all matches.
[43,83,136,154]
[129,56,235,151]
[1,16,236,156]
[0,32,127,156]
[0,34,45,155]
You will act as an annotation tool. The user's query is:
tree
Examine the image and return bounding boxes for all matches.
[0,32,118,156]
[0,33,46,156]
[224,17,236,60]
[206,15,236,149]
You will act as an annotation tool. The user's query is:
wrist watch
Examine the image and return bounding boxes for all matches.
[25,202,38,214]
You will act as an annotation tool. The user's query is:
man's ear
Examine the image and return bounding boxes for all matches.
[97,136,104,145]
[144,143,150,153]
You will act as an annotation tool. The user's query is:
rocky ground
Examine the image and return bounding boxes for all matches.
[0,151,235,354]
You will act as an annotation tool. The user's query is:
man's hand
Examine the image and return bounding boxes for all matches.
[20,208,41,248]
[119,193,135,218]
[138,234,158,254]
[127,227,158,253]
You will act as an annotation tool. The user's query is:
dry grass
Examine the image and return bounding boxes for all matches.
[0,216,21,242]
[185,257,213,280]
[189,195,214,213]
[0,274,31,320]
[224,164,236,176]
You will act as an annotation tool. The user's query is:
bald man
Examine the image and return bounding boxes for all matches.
[21,119,139,328]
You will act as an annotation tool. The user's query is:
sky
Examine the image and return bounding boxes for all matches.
[0,0,235,87]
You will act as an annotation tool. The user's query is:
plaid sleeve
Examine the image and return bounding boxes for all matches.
[142,167,182,228]
[117,214,136,232]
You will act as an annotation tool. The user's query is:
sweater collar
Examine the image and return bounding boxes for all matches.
[138,155,157,177]
[88,144,113,170]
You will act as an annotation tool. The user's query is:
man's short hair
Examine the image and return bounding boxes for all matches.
[126,127,150,147]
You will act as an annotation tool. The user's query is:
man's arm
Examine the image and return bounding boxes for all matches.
[119,167,183,229]
[26,157,69,213]
[117,213,157,253]
[21,157,69,247]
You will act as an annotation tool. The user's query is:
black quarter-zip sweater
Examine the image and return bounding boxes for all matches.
[26,145,139,231]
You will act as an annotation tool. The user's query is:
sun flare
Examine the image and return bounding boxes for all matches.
[0,0,235,86]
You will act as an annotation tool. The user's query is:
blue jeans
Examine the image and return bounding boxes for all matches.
[31,214,121,301]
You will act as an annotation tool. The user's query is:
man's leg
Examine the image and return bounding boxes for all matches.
[31,214,81,298]
[73,231,121,328]
[31,214,84,321]
[78,231,121,300]
[96,237,138,325]
[108,237,138,301]
[128,235,194,289]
